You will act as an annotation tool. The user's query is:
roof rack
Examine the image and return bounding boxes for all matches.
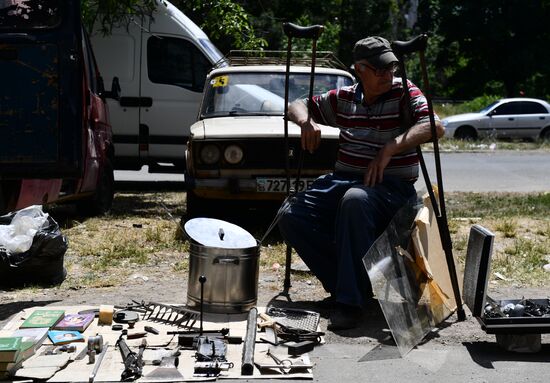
[212,50,349,71]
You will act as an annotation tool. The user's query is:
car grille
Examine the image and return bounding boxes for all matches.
[192,138,338,170]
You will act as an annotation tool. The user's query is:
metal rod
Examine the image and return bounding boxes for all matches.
[241,307,258,375]
[199,275,206,335]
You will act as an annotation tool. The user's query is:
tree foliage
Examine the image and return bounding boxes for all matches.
[81,0,550,100]
[81,0,156,35]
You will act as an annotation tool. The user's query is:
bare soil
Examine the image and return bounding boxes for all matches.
[1,186,549,348]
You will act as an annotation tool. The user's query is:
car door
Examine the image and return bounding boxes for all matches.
[514,101,549,139]
[0,0,83,177]
[91,21,142,164]
[140,33,212,166]
[487,101,520,138]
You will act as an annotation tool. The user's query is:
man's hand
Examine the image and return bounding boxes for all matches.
[300,118,321,153]
[363,143,395,187]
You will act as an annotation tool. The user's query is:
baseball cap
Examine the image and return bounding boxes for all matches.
[353,36,398,69]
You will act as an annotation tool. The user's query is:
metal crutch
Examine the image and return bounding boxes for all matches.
[281,22,324,292]
[391,34,466,321]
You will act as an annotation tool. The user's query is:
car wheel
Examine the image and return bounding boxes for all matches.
[76,160,115,216]
[540,128,550,141]
[454,126,477,140]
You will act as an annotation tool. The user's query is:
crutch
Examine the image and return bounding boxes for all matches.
[281,22,324,292]
[391,34,466,321]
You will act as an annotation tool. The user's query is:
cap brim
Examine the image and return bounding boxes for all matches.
[368,51,398,69]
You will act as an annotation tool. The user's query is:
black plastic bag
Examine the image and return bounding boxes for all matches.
[0,209,68,286]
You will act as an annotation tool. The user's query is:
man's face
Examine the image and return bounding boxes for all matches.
[354,60,396,99]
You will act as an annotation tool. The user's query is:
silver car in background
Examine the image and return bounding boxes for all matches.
[442,98,550,140]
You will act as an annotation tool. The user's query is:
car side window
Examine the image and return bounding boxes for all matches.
[520,102,547,114]
[492,102,522,115]
[147,36,211,92]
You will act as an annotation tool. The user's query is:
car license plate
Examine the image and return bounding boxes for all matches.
[256,178,315,193]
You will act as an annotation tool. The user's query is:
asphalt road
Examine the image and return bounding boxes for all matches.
[115,151,550,192]
[415,151,550,192]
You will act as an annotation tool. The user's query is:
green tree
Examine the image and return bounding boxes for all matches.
[172,0,267,53]
[81,0,156,34]
[435,0,550,99]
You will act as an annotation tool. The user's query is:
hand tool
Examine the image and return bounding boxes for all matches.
[143,356,185,381]
[117,335,146,381]
[88,341,108,383]
[144,326,159,335]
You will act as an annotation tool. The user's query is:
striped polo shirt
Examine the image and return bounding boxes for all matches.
[308,78,437,182]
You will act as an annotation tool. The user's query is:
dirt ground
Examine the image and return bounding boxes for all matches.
[1,188,549,348]
[2,249,549,348]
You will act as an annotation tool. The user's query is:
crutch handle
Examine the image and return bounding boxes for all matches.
[283,22,324,39]
[391,34,428,57]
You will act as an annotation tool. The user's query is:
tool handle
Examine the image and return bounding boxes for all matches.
[283,22,324,39]
[391,34,428,56]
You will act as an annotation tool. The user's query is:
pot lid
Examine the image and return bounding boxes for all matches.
[184,218,257,249]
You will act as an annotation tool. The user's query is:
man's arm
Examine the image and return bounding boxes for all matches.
[288,100,321,153]
[364,120,445,187]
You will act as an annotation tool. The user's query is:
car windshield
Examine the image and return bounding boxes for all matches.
[0,0,61,29]
[479,101,499,114]
[201,72,354,118]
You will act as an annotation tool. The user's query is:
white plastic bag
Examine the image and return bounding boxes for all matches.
[0,205,49,254]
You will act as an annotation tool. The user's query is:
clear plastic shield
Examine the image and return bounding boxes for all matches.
[362,197,457,357]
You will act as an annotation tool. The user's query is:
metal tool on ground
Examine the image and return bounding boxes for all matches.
[88,341,108,383]
[87,335,104,364]
[143,355,184,381]
[265,307,320,333]
[129,300,200,329]
[280,22,325,292]
[113,310,140,328]
[199,275,206,335]
[391,34,466,321]
[193,336,234,377]
[117,335,146,381]
[144,325,159,335]
[241,307,258,375]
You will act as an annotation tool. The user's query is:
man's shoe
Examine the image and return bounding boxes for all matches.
[327,303,362,330]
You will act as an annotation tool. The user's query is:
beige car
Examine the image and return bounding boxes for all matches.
[185,56,355,217]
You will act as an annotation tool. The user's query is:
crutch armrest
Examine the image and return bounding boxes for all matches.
[283,22,324,39]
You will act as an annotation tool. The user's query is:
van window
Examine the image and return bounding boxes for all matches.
[0,0,61,29]
[147,36,211,92]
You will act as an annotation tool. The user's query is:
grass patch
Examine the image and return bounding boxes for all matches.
[446,192,550,219]
[494,219,518,238]
[52,190,549,289]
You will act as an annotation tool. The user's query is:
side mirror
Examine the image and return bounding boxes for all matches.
[101,77,121,100]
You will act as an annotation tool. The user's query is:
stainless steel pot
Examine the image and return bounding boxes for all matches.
[185,218,260,314]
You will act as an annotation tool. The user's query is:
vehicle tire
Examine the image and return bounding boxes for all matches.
[76,160,115,216]
[454,126,477,140]
[540,128,550,141]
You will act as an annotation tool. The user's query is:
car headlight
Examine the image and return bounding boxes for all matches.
[224,144,244,164]
[200,144,221,164]
[441,119,449,127]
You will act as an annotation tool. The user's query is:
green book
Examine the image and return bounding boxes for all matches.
[19,310,65,329]
[0,337,21,363]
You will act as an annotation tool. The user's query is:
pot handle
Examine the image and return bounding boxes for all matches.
[213,256,240,265]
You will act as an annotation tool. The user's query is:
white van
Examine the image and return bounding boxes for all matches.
[90,0,223,172]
